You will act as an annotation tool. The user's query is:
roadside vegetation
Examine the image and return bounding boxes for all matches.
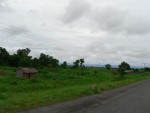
[0,47,150,113]
[0,66,150,113]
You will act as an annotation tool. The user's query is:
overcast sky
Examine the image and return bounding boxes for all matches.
[0,0,150,66]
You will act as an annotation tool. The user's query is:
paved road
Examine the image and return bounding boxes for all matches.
[19,80,150,113]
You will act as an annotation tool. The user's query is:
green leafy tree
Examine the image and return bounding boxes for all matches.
[61,61,67,68]
[51,58,59,68]
[118,61,131,75]
[0,47,10,66]
[39,53,53,66]
[73,60,80,68]
[9,54,19,67]
[16,48,32,66]
[73,59,85,68]
[8,48,32,67]
[105,64,111,70]
[39,53,59,67]
[17,48,30,56]
[79,59,85,67]
[32,58,40,67]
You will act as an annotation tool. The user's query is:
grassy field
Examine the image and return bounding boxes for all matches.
[0,66,150,113]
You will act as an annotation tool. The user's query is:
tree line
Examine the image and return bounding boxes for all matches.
[0,47,133,72]
[0,47,85,68]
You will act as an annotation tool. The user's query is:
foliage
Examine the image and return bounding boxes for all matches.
[118,61,131,75]
[144,67,150,72]
[79,59,85,67]
[0,47,59,68]
[0,47,10,66]
[17,48,30,56]
[72,59,85,68]
[105,64,111,70]
[61,61,67,68]
[38,53,59,67]
[0,67,150,113]
[133,68,139,72]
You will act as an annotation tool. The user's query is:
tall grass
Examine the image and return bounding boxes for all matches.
[0,67,150,113]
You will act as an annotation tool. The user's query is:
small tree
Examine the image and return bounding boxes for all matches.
[79,59,85,67]
[73,60,80,68]
[105,64,111,70]
[72,59,85,68]
[61,61,67,68]
[118,61,131,76]
[0,47,10,66]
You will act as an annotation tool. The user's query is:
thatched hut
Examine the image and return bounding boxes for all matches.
[124,70,134,74]
[16,67,37,78]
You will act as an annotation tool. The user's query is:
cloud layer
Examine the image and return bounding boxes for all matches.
[1,0,150,66]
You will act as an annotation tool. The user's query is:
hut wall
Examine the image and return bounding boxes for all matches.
[23,73,36,78]
[23,73,30,78]
[16,70,23,77]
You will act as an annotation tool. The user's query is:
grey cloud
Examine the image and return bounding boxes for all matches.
[123,17,150,35]
[62,3,150,35]
[85,33,150,65]
[2,25,29,36]
[90,6,150,35]
[1,0,150,66]
[123,49,150,59]
[0,0,11,12]
[62,0,91,23]
[91,6,127,33]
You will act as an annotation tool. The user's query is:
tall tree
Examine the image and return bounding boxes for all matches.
[17,48,30,56]
[73,59,85,68]
[32,58,40,67]
[105,64,111,70]
[0,47,10,66]
[39,53,52,66]
[39,53,59,67]
[79,59,85,67]
[15,48,32,66]
[51,58,59,68]
[61,61,67,68]
[118,61,131,74]
[73,60,80,68]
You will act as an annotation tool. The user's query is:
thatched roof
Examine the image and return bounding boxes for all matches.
[124,70,134,73]
[17,67,38,73]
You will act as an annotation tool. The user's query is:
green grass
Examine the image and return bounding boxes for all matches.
[0,67,150,113]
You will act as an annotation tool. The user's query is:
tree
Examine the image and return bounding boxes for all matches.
[72,59,85,68]
[144,67,150,72]
[105,64,111,70]
[17,48,30,56]
[61,61,67,68]
[51,58,59,68]
[73,60,80,68]
[16,48,32,66]
[79,59,85,67]
[118,61,131,75]
[31,58,40,67]
[39,53,59,67]
[39,53,53,66]
[0,47,10,66]
[9,54,20,67]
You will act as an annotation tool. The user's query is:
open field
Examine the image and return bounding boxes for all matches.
[0,66,150,113]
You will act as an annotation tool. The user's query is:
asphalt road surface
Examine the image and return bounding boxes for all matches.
[19,80,150,113]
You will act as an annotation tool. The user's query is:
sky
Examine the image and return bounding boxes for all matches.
[0,0,150,67]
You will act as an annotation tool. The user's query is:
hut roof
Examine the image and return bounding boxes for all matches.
[124,70,134,73]
[17,68,38,73]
